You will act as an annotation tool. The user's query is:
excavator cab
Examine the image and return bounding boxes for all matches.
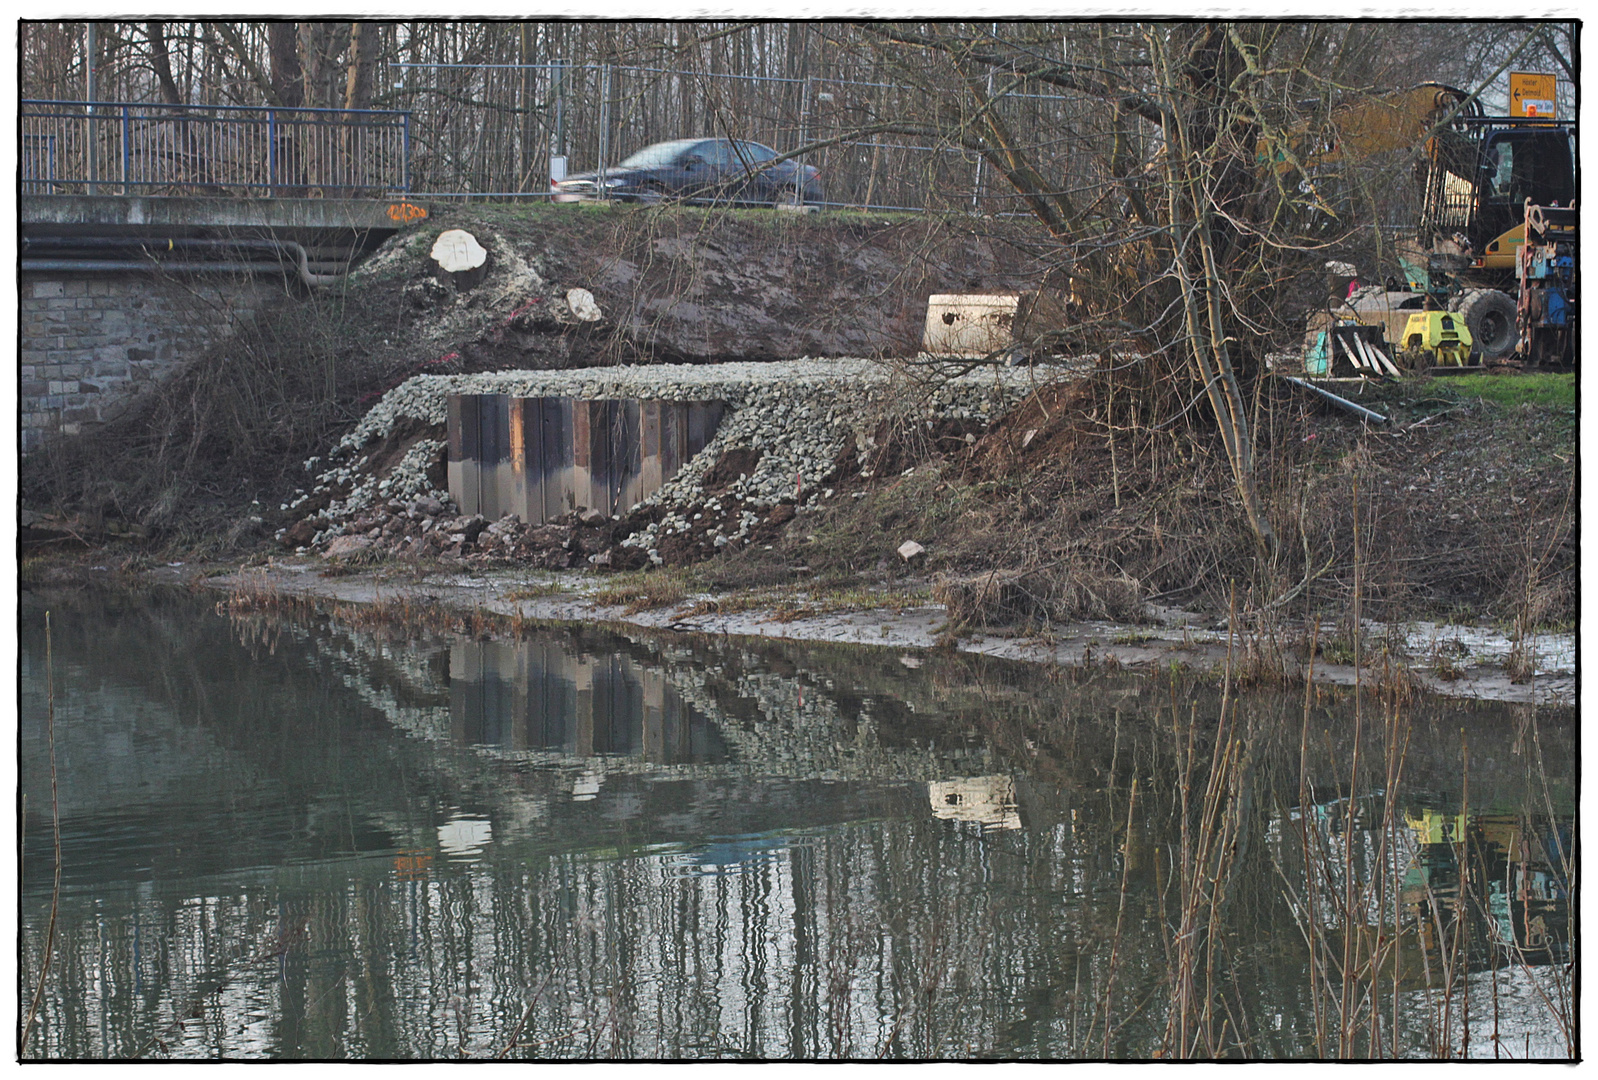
[1421,120,1576,278]
[1470,127,1576,270]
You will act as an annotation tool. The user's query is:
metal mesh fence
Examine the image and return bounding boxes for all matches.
[391,60,1082,211]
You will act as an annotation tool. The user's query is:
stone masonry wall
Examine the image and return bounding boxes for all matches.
[19,273,289,452]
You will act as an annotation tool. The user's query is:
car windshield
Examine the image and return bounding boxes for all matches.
[618,141,700,169]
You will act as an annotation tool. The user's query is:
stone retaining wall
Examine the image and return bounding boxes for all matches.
[19,272,286,451]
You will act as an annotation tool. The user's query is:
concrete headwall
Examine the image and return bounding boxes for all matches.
[19,272,287,451]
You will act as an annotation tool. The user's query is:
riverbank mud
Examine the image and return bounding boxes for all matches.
[139,558,1572,707]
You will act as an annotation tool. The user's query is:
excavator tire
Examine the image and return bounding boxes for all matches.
[1454,288,1519,362]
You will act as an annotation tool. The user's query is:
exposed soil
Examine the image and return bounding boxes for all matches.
[19,204,1575,652]
[19,204,1048,550]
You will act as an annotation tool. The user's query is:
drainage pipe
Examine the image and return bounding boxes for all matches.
[20,236,348,287]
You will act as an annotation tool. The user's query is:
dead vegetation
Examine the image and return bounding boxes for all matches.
[701,365,1573,636]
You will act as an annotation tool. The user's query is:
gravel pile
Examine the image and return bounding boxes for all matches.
[282,358,1074,566]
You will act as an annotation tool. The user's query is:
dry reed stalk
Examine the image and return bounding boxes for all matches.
[21,613,63,1056]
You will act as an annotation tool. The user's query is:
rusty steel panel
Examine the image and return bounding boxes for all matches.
[541,397,572,522]
[447,394,725,526]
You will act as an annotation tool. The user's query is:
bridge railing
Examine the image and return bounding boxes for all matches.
[20,100,411,197]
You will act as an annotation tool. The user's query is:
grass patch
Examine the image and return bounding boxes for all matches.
[505,580,567,602]
[675,582,930,621]
[1439,372,1574,410]
[591,568,693,613]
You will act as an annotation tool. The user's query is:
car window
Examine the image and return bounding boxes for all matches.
[735,141,777,163]
[618,141,696,169]
[695,141,734,167]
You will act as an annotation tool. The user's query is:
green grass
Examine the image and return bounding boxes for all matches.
[1443,372,1574,410]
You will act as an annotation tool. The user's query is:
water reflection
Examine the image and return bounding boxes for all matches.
[18,589,1574,1060]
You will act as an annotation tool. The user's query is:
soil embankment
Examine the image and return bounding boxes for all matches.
[20,204,1575,674]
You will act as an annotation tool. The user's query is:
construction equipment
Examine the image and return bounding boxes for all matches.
[1516,201,1576,366]
[1305,323,1401,377]
[1399,311,1473,367]
[1305,75,1575,369]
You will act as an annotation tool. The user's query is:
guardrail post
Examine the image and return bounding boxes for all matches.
[597,64,611,192]
[86,103,98,195]
[402,112,411,192]
[267,108,277,196]
[120,105,131,194]
[799,77,812,207]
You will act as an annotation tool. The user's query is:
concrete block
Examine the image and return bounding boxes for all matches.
[46,298,75,310]
[32,281,64,299]
[63,280,87,297]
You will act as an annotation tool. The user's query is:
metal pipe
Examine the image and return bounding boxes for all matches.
[22,258,299,275]
[21,236,348,287]
[1278,375,1389,424]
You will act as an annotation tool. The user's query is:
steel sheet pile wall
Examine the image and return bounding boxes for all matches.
[448,394,724,523]
[450,639,714,761]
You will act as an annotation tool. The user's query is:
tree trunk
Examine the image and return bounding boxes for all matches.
[269,22,303,108]
[146,22,184,104]
[1153,24,1278,558]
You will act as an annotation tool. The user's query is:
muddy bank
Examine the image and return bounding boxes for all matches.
[22,204,1574,647]
[20,204,1050,548]
[132,558,1572,707]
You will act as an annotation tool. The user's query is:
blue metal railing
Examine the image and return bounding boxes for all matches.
[20,100,411,197]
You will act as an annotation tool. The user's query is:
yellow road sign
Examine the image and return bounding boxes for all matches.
[1510,71,1557,118]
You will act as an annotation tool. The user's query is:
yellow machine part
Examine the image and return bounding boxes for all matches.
[1475,222,1527,273]
[1402,311,1474,365]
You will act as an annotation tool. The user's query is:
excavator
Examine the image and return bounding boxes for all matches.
[1299,77,1575,370]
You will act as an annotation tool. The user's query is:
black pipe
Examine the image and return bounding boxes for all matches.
[20,235,347,286]
[21,259,309,276]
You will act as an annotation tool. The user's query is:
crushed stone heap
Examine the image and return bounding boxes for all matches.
[283,358,1076,568]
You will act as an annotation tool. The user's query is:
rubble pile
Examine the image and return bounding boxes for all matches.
[282,359,1067,569]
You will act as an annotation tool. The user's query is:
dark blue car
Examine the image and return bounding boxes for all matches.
[552,138,823,208]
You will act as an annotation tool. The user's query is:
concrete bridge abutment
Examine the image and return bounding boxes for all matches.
[19,194,411,451]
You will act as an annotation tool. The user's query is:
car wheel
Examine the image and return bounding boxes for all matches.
[773,186,804,210]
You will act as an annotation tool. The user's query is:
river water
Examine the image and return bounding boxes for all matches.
[18,589,1574,1061]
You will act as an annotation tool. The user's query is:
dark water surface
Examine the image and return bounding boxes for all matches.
[18,589,1574,1060]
